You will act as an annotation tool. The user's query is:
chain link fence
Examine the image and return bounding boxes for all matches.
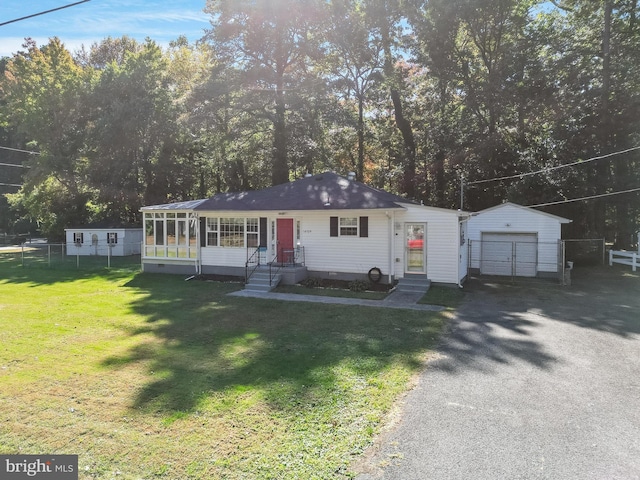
[468,238,606,286]
[469,239,566,284]
[0,242,142,271]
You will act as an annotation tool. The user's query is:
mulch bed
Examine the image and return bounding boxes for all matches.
[193,274,394,292]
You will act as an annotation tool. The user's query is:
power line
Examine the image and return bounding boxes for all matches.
[0,145,39,156]
[0,182,22,187]
[467,145,640,186]
[527,187,640,208]
[0,162,31,168]
[0,1,91,27]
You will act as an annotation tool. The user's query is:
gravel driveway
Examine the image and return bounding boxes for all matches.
[356,266,640,480]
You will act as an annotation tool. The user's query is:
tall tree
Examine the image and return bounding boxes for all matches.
[542,0,640,242]
[75,35,142,69]
[325,0,384,181]
[204,0,327,185]
[363,0,418,198]
[0,38,92,238]
[86,40,189,220]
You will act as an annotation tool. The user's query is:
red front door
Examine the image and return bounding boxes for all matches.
[276,218,294,264]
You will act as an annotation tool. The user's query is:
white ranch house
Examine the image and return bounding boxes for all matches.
[467,202,572,278]
[141,172,471,287]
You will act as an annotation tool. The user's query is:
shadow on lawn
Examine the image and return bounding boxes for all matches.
[430,265,640,375]
[98,267,628,415]
[103,273,442,414]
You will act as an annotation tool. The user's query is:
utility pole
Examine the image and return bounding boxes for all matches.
[460,174,464,210]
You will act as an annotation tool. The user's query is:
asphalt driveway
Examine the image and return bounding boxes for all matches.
[356,266,640,480]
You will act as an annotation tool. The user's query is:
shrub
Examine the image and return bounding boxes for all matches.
[301,276,323,288]
[348,279,370,292]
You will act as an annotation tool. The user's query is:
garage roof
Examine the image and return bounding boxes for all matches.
[475,202,572,223]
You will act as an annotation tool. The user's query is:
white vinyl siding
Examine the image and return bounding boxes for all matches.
[395,204,461,284]
[197,205,465,285]
[304,211,389,275]
[65,228,142,256]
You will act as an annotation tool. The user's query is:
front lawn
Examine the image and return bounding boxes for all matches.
[419,285,466,309]
[0,260,446,479]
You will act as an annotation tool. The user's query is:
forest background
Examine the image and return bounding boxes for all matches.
[0,0,638,246]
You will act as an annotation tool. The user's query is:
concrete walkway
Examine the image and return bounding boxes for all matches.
[228,288,444,312]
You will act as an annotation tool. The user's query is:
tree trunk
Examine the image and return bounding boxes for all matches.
[380,18,416,198]
[595,0,613,239]
[357,95,365,181]
[272,84,289,185]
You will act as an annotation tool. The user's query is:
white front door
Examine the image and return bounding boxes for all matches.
[405,223,426,274]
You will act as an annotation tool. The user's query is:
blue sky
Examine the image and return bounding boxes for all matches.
[0,1,210,57]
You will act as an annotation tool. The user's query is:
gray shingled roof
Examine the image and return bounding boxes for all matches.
[191,172,415,211]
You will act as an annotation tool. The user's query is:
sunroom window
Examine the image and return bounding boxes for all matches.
[144,212,197,258]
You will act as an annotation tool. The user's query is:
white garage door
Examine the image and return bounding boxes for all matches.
[481,233,538,277]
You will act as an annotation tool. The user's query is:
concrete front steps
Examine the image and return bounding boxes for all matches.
[244,268,282,292]
[395,275,431,294]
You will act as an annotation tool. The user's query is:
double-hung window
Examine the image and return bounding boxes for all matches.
[207,218,219,246]
[339,217,358,236]
[330,216,368,238]
[246,218,259,247]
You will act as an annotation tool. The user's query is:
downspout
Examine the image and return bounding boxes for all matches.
[196,214,202,275]
[387,211,393,284]
[389,211,396,284]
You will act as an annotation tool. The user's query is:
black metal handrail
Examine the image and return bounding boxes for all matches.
[277,246,305,267]
[269,246,305,285]
[245,246,261,284]
[269,252,282,286]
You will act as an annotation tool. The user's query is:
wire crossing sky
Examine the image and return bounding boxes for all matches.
[0,0,210,57]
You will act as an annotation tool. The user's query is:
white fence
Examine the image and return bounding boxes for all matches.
[609,249,639,272]
[609,232,640,272]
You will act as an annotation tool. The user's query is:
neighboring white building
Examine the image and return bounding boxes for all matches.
[467,202,572,277]
[65,224,143,256]
[140,172,471,286]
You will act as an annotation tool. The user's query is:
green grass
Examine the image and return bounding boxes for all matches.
[419,285,465,308]
[0,257,446,479]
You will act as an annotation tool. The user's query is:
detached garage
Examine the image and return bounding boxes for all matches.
[468,202,571,278]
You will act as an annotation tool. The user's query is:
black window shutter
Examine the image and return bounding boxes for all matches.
[359,216,368,237]
[259,217,267,247]
[330,216,338,237]
[200,217,207,247]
